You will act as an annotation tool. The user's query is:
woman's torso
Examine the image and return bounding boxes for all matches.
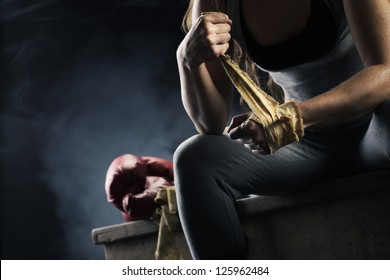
[227,0,365,103]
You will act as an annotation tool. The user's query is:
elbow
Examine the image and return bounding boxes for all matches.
[372,64,390,95]
[363,64,390,101]
[362,54,390,71]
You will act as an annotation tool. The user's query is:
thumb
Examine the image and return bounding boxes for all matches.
[229,119,250,140]
[227,112,250,133]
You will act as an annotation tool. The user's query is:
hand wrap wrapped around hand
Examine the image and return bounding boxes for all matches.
[219,54,304,153]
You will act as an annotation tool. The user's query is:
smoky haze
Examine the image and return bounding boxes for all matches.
[1,0,197,259]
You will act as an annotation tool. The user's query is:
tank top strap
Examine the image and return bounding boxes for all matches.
[322,0,348,38]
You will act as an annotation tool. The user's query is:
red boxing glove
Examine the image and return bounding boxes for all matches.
[142,156,174,180]
[121,176,174,221]
[105,154,174,221]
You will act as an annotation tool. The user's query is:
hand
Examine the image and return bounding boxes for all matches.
[178,12,232,67]
[227,113,271,155]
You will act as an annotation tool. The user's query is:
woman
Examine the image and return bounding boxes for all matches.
[174,0,390,259]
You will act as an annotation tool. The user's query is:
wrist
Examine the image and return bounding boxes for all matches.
[297,101,314,129]
[176,41,204,70]
[176,51,200,71]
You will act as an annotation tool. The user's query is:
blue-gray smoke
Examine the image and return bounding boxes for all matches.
[1,0,195,259]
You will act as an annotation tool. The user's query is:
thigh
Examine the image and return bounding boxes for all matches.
[174,132,340,199]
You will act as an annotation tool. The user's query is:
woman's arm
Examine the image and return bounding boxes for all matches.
[299,0,390,128]
[176,0,234,134]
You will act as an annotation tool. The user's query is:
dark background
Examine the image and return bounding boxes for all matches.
[0,0,207,259]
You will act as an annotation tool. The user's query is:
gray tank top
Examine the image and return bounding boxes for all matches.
[226,0,365,103]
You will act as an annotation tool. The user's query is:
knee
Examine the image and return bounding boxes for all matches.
[174,134,213,171]
[173,135,215,196]
[174,134,231,178]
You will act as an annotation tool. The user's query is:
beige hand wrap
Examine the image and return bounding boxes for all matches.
[219,54,304,154]
[154,186,182,260]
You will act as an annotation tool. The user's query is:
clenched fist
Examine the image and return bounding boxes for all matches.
[177,12,232,67]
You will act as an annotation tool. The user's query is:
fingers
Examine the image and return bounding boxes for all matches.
[201,12,232,25]
[203,32,231,58]
[183,12,232,65]
[227,112,250,133]
[198,12,232,56]
[210,23,232,34]
[229,119,251,140]
[228,119,271,155]
[205,32,231,45]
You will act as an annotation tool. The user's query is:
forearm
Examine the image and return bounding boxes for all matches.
[176,45,232,135]
[300,64,390,128]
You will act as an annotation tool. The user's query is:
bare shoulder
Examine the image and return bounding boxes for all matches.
[343,0,390,66]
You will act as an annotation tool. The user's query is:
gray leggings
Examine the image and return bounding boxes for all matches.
[173,100,390,259]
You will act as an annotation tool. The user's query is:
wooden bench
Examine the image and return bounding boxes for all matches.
[92,170,390,259]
